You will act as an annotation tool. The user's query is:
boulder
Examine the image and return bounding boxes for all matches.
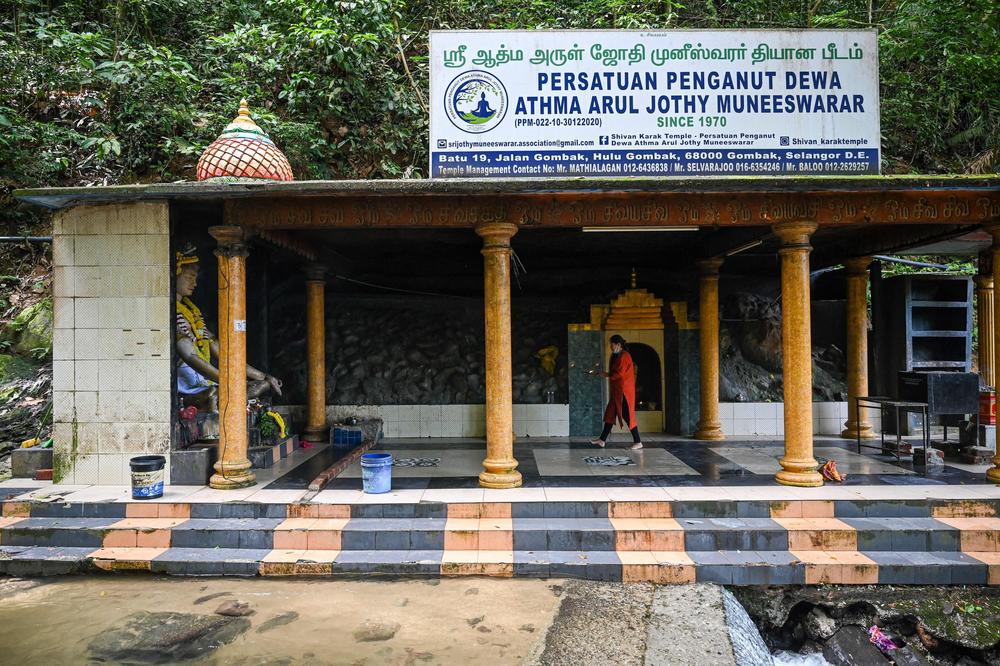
[353,619,401,642]
[10,300,52,357]
[804,607,838,641]
[87,611,250,664]
[822,626,891,665]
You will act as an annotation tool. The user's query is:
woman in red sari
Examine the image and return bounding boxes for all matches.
[590,335,642,450]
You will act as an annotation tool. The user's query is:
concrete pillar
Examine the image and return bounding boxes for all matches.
[694,258,725,440]
[774,222,823,487]
[841,256,875,439]
[987,227,1000,484]
[303,263,329,442]
[976,274,995,388]
[208,225,256,489]
[477,222,521,489]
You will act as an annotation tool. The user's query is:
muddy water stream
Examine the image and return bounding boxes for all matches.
[0,577,562,665]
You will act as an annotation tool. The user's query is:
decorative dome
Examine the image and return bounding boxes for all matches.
[196,99,293,182]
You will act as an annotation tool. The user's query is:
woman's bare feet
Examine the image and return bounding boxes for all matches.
[629,442,643,450]
[590,439,606,448]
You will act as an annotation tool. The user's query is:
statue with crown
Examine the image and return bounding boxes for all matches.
[174,100,293,441]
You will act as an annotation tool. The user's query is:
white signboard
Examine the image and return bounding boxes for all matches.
[429,30,880,178]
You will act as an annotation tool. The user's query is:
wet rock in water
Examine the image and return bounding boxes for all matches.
[822,626,891,665]
[803,607,838,641]
[256,611,300,634]
[215,600,253,617]
[87,611,251,664]
[193,591,231,605]
[353,619,401,642]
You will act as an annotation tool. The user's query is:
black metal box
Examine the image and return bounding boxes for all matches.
[897,371,979,415]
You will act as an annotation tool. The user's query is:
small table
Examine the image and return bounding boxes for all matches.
[854,396,929,459]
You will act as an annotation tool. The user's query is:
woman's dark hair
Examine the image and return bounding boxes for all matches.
[609,334,628,348]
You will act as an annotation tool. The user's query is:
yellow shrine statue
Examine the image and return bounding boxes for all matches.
[174,248,282,410]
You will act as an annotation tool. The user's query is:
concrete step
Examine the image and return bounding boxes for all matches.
[2,515,998,554]
[5,497,1000,521]
[2,545,998,585]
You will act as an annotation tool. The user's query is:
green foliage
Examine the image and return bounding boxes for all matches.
[879,255,977,279]
[257,411,279,439]
[0,0,997,214]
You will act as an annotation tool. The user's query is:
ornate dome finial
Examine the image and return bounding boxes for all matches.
[195,98,293,182]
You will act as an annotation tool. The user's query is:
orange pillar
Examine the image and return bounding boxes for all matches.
[975,274,995,388]
[774,222,823,487]
[695,258,725,440]
[303,264,329,442]
[477,222,521,489]
[208,225,256,489]
[841,256,875,439]
[988,227,1000,484]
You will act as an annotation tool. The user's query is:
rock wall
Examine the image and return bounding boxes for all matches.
[719,292,847,403]
[266,289,847,407]
[270,296,569,405]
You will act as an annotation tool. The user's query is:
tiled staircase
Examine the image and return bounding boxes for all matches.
[2,497,999,584]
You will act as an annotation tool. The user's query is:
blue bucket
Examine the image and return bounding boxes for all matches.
[129,455,165,500]
[361,453,393,494]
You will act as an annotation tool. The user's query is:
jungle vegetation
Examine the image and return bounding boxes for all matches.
[0,0,998,231]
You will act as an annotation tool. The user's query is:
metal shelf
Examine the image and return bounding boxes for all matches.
[911,330,970,337]
[911,300,970,308]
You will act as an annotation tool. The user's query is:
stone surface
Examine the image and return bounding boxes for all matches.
[735,586,1000,654]
[11,447,53,478]
[353,619,401,642]
[87,611,251,663]
[271,296,568,406]
[803,607,838,641]
[719,292,847,402]
[170,446,215,486]
[822,626,890,666]
[257,611,300,634]
[9,300,53,357]
[215,600,253,617]
[530,580,653,666]
[643,584,760,666]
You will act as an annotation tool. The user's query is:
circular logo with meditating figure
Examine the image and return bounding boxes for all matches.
[444,70,508,134]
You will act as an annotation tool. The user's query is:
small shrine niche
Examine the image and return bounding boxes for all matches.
[570,270,669,434]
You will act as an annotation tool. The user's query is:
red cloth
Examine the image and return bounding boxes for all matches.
[603,350,637,429]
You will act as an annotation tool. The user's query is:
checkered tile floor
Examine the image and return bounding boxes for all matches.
[268,435,992,490]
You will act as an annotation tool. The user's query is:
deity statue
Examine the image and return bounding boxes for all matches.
[175,247,282,411]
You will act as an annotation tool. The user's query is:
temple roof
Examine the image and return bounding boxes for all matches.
[13,175,1000,210]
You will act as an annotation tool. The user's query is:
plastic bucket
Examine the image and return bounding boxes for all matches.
[361,453,393,494]
[130,455,166,500]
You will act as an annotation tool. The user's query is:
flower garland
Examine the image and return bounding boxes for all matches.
[265,410,287,439]
[176,297,211,363]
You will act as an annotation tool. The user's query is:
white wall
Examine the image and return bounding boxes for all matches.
[279,402,868,439]
[51,202,172,484]
[280,404,571,438]
[719,401,882,436]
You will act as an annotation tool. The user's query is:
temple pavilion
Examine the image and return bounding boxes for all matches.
[14,100,1000,492]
